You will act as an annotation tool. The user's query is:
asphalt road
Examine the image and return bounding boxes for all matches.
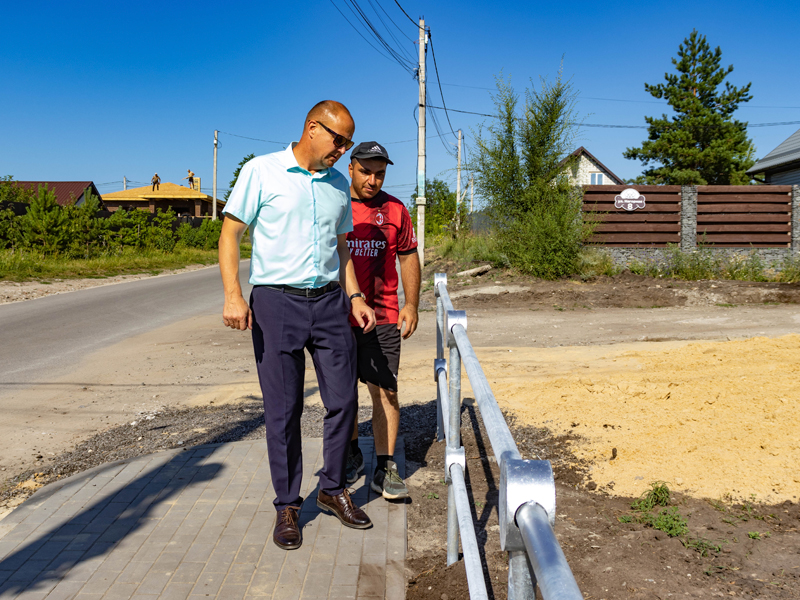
[0,262,251,395]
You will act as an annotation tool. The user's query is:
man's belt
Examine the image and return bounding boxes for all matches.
[258,281,339,298]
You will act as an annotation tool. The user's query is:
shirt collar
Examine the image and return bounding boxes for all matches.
[283,142,330,178]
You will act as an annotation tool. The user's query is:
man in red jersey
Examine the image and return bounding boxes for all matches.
[345,141,420,500]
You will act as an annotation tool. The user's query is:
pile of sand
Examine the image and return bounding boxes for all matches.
[469,335,800,503]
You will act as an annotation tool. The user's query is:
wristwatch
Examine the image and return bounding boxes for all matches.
[349,292,366,301]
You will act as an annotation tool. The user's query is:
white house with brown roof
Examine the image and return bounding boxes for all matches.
[562,147,625,186]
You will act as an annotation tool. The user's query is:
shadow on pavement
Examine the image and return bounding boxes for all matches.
[0,418,265,597]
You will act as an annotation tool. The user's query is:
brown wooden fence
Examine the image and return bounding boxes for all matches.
[696,185,792,247]
[583,185,681,247]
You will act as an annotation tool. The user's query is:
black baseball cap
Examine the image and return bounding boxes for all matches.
[350,141,394,165]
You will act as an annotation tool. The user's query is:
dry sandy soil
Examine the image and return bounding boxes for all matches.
[2,270,800,598]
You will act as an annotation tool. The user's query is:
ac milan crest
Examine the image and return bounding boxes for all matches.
[375,212,384,226]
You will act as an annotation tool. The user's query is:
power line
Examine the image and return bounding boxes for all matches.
[367,0,415,62]
[372,0,415,41]
[426,105,494,117]
[219,131,288,144]
[329,0,410,72]
[392,0,420,28]
[442,82,495,91]
[339,0,415,73]
[423,106,800,129]
[427,33,457,139]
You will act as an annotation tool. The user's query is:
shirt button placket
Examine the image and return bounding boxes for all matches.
[311,177,320,286]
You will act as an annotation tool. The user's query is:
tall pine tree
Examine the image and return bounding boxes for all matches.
[624,30,755,185]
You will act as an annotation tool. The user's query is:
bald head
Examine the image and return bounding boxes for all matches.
[294,100,355,173]
[306,100,353,127]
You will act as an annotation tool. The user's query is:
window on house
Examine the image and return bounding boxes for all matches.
[590,173,604,185]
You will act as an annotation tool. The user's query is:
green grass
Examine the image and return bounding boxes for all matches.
[619,482,689,538]
[437,234,510,269]
[0,246,250,282]
[627,244,800,283]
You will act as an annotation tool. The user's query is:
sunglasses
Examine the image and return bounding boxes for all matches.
[315,121,355,151]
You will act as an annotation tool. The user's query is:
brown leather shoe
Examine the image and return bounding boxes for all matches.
[316,489,372,529]
[273,506,302,550]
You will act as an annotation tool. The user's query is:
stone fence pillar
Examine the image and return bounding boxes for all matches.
[792,185,800,255]
[680,185,697,251]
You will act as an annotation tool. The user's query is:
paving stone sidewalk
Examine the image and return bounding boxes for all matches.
[0,439,406,599]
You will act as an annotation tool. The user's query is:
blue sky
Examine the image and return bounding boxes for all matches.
[2,0,799,204]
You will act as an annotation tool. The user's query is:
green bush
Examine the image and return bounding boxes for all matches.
[438,233,509,268]
[576,247,618,278]
[19,185,69,254]
[0,178,224,259]
[495,186,591,279]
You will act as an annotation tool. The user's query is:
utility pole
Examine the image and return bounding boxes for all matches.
[469,175,474,213]
[415,18,427,266]
[455,129,462,232]
[123,176,127,191]
[212,130,218,221]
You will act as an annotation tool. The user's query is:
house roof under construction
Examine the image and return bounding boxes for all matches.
[102,182,223,202]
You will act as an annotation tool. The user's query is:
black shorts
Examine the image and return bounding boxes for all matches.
[352,324,401,392]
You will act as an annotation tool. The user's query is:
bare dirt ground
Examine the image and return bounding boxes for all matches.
[2,270,800,598]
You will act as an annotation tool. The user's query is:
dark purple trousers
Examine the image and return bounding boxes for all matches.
[250,285,357,511]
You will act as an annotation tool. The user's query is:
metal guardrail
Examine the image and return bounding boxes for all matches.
[433,273,582,600]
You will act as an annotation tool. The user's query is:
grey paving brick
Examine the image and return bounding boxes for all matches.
[7,558,50,581]
[235,544,264,564]
[61,556,105,582]
[218,583,249,599]
[116,560,152,584]
[134,571,171,595]
[171,561,205,583]
[103,581,138,599]
[331,565,359,587]
[150,551,185,573]
[384,563,405,600]
[201,548,235,573]
[327,585,357,599]
[42,580,85,600]
[181,543,215,563]
[271,583,301,600]
[159,582,194,600]
[247,569,279,595]
[191,571,225,596]
[356,572,384,599]
[79,569,117,595]
[275,561,307,587]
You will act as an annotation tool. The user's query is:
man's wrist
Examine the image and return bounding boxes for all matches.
[349,292,366,302]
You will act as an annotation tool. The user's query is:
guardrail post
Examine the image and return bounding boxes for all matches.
[445,309,467,565]
[434,274,447,442]
[508,551,535,600]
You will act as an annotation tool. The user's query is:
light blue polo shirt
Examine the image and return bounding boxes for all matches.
[223,144,353,288]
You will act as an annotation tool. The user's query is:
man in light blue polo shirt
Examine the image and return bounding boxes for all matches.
[219,100,376,551]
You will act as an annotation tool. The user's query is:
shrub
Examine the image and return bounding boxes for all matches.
[19,185,68,255]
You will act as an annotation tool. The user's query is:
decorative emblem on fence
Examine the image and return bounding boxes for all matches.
[615,188,646,211]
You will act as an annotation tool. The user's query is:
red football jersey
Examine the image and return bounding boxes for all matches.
[347,191,418,325]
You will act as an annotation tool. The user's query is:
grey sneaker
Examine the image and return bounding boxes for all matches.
[346,448,364,484]
[370,460,409,500]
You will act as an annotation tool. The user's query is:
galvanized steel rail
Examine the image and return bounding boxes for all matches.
[433,273,582,600]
